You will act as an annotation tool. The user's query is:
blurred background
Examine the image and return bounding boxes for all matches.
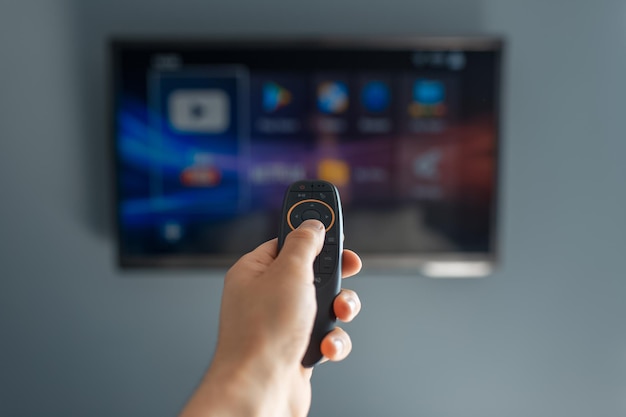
[1,0,625,416]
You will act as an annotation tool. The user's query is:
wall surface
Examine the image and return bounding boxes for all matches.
[1,1,625,416]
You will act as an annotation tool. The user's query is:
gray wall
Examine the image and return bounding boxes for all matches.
[1,1,625,416]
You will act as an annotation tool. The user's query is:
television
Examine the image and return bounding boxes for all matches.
[110,37,503,277]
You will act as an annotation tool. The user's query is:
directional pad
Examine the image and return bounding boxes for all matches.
[287,199,335,231]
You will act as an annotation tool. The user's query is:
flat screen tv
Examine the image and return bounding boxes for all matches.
[110,37,502,276]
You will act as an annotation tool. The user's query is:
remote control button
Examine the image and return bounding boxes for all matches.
[319,246,337,274]
[325,235,337,244]
[302,202,333,228]
[313,191,330,201]
[320,211,333,228]
[292,191,312,200]
[294,182,314,191]
[313,273,334,288]
[302,209,321,221]
[289,211,306,228]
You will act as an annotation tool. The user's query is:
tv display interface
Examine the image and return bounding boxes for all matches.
[111,37,502,276]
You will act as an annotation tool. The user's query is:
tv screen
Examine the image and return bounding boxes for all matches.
[111,37,502,276]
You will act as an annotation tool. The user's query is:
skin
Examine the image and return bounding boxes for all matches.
[179,220,363,417]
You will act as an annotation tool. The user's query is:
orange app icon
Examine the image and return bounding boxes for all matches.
[180,166,221,187]
[318,158,350,187]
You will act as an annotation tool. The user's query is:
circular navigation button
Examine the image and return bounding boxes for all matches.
[302,209,321,221]
[286,199,336,231]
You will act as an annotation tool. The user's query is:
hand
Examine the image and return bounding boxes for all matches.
[179,220,362,417]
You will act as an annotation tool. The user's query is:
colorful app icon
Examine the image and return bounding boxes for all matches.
[317,81,349,114]
[168,89,230,133]
[408,80,446,118]
[318,158,350,187]
[263,82,292,112]
[361,80,390,113]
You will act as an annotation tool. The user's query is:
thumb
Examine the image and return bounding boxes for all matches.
[274,220,326,283]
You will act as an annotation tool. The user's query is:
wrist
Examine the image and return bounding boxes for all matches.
[212,354,286,411]
[182,349,292,417]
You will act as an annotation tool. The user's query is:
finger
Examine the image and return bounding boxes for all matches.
[341,249,362,279]
[320,327,352,362]
[272,220,325,282]
[333,289,361,323]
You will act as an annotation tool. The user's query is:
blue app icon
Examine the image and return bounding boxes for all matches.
[317,81,349,114]
[408,79,447,118]
[414,80,444,105]
[361,81,390,112]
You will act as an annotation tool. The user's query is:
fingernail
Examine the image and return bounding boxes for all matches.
[332,337,344,355]
[346,297,358,312]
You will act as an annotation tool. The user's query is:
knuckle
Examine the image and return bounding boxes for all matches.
[287,226,319,243]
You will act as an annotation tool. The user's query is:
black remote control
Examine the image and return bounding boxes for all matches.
[278,180,343,368]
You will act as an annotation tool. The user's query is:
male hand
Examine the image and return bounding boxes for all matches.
[180,220,362,417]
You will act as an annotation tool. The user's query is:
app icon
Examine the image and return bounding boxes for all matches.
[161,221,183,243]
[318,158,350,187]
[413,149,443,180]
[317,81,349,114]
[361,81,390,113]
[262,82,292,112]
[168,89,230,133]
[180,166,222,187]
[408,80,446,118]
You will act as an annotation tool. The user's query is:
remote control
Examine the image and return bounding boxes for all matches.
[278,180,343,367]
